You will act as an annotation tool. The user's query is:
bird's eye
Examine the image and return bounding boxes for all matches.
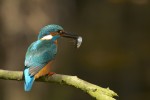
[58,30,63,34]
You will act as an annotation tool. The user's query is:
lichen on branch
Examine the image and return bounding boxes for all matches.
[0,69,118,100]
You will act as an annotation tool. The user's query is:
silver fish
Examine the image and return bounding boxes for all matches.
[76,36,82,48]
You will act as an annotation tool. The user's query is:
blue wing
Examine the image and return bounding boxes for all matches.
[25,40,57,74]
[24,40,57,91]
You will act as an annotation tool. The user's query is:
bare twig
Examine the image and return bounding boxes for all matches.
[0,69,118,100]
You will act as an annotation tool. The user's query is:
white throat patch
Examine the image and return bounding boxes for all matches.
[41,35,53,40]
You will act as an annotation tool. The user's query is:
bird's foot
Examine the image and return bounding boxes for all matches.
[47,72,55,76]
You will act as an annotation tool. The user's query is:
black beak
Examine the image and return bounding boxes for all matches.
[62,32,78,39]
[61,32,82,48]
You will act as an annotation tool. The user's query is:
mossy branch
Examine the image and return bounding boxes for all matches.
[0,69,118,100]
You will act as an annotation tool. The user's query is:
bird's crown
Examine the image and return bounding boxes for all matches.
[38,24,63,40]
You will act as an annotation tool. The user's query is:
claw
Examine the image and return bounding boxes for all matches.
[47,72,55,76]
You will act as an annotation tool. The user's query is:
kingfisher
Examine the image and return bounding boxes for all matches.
[23,24,82,91]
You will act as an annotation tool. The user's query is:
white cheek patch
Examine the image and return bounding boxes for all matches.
[41,35,53,40]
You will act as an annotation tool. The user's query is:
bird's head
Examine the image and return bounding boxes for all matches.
[38,24,82,48]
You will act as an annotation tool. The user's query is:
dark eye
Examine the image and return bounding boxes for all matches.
[58,30,63,34]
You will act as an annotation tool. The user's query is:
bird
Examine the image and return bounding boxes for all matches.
[24,24,82,91]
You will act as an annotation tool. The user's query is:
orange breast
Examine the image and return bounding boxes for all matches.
[35,61,53,79]
[54,40,58,45]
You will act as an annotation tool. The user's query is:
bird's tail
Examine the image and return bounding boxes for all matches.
[24,68,35,91]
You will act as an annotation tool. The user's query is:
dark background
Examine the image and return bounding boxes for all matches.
[0,0,150,100]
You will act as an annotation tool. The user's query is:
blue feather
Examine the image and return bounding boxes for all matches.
[24,40,57,91]
[38,24,63,40]
[24,24,63,91]
[24,68,35,91]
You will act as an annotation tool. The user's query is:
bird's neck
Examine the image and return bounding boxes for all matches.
[38,39,56,44]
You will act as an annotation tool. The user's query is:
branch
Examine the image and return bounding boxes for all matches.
[0,69,118,100]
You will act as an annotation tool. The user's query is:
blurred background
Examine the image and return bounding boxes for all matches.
[0,0,150,100]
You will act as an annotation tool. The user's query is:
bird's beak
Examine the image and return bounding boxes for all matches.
[61,32,78,39]
[61,31,82,48]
